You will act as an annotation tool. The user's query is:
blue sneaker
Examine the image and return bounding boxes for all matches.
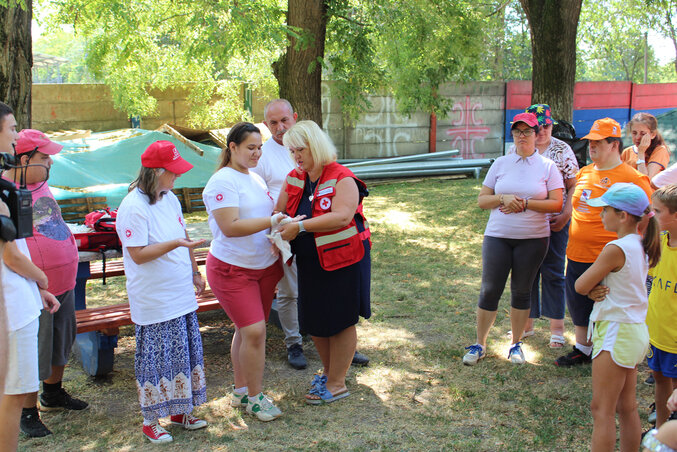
[462,344,486,366]
[508,342,525,364]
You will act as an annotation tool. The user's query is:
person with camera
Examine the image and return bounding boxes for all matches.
[0,105,60,450]
[2,129,87,438]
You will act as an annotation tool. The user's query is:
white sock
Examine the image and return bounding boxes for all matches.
[575,342,593,356]
[234,386,247,395]
[143,419,158,426]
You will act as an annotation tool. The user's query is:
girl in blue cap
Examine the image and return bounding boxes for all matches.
[574,182,660,452]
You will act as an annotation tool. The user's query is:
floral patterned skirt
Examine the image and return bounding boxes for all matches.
[134,311,207,422]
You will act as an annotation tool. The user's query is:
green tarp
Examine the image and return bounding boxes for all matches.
[48,129,222,207]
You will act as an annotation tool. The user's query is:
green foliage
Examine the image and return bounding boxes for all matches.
[478,1,533,81]
[0,0,26,8]
[366,0,485,117]
[186,80,253,129]
[34,0,674,124]
[324,1,385,122]
[33,28,98,83]
[478,0,675,83]
[37,0,487,123]
[37,0,286,123]
[576,0,656,82]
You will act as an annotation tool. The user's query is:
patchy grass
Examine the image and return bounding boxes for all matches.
[19,177,654,451]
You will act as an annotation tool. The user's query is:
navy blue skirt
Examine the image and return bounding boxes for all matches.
[291,178,371,338]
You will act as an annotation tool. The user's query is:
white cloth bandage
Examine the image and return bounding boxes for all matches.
[266,231,293,263]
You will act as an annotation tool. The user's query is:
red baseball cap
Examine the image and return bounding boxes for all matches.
[511,112,539,129]
[141,140,193,175]
[15,129,64,155]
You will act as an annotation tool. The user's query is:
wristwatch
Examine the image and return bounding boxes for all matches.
[298,221,306,233]
[636,159,646,164]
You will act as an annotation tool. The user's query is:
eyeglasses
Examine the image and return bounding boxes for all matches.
[512,129,535,137]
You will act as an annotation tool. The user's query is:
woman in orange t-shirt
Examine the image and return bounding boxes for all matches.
[621,112,670,179]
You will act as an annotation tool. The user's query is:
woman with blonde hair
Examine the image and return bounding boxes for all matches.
[277,120,371,404]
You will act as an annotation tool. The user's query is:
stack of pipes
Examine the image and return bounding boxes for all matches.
[341,150,493,180]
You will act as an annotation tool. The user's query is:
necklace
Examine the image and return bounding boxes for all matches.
[307,177,319,201]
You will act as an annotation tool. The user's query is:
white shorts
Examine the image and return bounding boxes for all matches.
[592,320,649,369]
[4,318,40,395]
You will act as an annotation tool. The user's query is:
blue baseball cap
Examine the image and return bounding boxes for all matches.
[586,182,649,216]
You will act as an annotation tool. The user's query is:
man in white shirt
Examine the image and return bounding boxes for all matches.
[253,99,307,369]
[253,99,370,369]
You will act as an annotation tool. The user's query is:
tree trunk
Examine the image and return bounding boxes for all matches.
[272,0,327,126]
[0,1,32,129]
[520,0,581,122]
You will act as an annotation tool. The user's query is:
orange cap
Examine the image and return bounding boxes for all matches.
[581,118,622,140]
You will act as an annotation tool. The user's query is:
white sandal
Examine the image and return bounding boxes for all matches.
[549,334,566,348]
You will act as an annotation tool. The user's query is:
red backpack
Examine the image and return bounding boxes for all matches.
[74,208,121,284]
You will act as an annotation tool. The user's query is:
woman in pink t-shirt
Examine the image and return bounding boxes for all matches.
[462,113,563,366]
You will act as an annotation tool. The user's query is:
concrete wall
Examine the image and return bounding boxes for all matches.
[33,84,200,132]
[32,81,677,161]
[319,81,506,159]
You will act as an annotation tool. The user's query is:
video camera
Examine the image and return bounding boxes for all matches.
[0,152,33,240]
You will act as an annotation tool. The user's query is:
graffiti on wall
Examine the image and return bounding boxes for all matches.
[446,96,490,158]
[355,96,414,157]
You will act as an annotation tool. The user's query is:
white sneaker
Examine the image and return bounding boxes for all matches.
[508,342,526,364]
[462,344,486,366]
[142,422,173,443]
[231,385,248,408]
[246,393,282,422]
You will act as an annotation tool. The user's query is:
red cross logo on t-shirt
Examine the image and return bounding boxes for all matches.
[216,193,224,202]
[125,229,132,238]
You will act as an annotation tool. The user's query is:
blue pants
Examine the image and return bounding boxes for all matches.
[529,222,569,320]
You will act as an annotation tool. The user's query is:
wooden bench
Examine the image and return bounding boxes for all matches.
[58,196,108,224]
[76,289,221,334]
[172,187,206,213]
[88,248,209,280]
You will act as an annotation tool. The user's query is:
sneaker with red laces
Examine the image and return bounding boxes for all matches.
[142,422,173,443]
[170,413,208,430]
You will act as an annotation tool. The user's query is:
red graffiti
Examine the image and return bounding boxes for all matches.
[445,96,490,158]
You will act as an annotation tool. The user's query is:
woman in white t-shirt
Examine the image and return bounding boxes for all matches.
[203,122,287,422]
[116,140,208,444]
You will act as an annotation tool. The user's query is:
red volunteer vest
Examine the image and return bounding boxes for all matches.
[285,162,371,271]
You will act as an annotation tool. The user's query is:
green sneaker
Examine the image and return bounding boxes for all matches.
[231,385,248,408]
[246,393,282,422]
